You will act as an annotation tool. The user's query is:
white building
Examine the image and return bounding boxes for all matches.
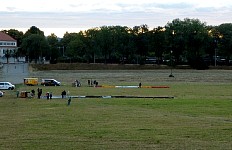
[0,31,18,63]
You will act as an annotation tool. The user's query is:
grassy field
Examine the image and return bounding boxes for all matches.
[0,69,232,149]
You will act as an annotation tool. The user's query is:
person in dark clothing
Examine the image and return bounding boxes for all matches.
[88,80,90,86]
[139,82,142,88]
[37,88,43,99]
[61,90,66,98]
[67,97,71,106]
[31,89,35,96]
[50,92,52,99]
[46,92,49,100]
[37,88,40,99]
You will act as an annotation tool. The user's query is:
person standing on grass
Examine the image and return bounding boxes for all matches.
[61,91,64,98]
[61,90,66,98]
[139,82,142,88]
[16,90,19,98]
[38,88,42,99]
[88,80,90,86]
[67,97,71,106]
[46,92,49,100]
[39,89,43,99]
[50,92,52,99]
[37,88,40,99]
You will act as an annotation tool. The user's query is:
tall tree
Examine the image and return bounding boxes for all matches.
[61,32,87,62]
[21,26,48,63]
[66,38,86,62]
[110,26,130,63]
[149,26,167,64]
[96,26,113,63]
[24,26,45,37]
[21,34,49,63]
[85,28,100,63]
[132,24,149,64]
[47,33,59,63]
[165,18,208,68]
[216,23,232,58]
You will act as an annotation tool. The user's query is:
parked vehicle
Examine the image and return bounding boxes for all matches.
[0,82,15,90]
[24,78,38,86]
[0,91,3,97]
[41,79,61,86]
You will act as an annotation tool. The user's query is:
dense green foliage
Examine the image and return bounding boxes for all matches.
[2,18,232,68]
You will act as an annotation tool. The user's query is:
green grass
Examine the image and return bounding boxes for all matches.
[0,70,232,150]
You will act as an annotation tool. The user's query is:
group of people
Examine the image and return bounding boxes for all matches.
[25,88,68,99]
[61,90,71,106]
[88,79,98,87]
[16,86,72,105]
[73,80,81,87]
[46,92,53,100]
[35,88,53,99]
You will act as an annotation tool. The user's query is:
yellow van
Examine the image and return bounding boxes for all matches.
[24,78,38,86]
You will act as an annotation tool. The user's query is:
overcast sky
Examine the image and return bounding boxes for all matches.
[1,0,232,37]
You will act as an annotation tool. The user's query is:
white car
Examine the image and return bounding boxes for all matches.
[0,82,15,90]
[0,91,3,97]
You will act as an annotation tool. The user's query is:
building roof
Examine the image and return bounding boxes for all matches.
[0,31,16,42]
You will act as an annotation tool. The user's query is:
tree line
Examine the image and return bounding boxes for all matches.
[2,18,232,69]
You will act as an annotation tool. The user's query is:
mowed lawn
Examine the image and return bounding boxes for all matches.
[0,69,232,150]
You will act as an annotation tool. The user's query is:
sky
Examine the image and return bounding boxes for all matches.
[1,0,232,37]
